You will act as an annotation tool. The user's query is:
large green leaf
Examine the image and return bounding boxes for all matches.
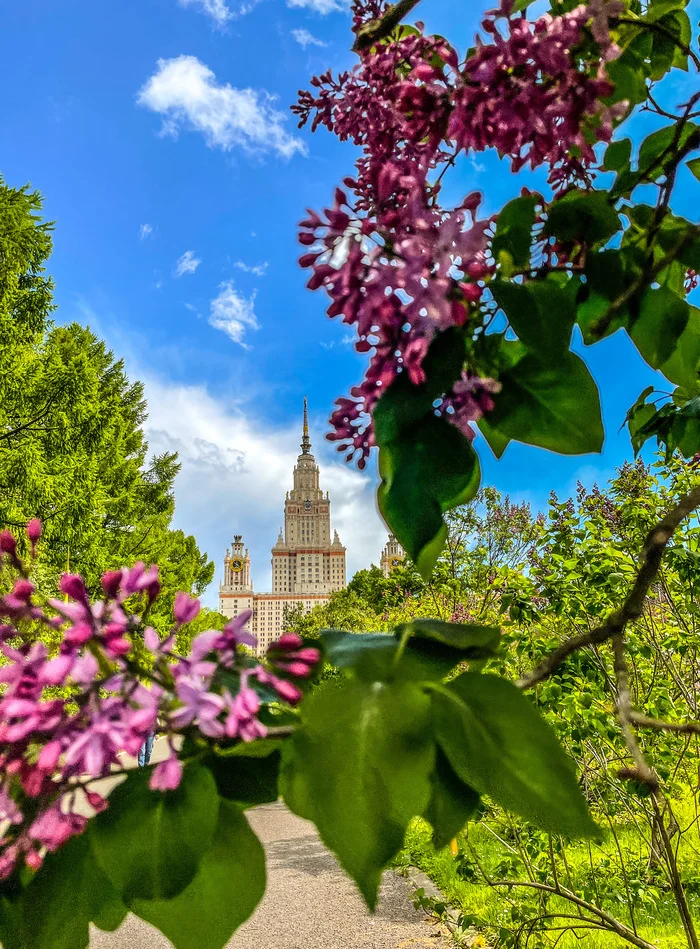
[660,305,700,390]
[91,763,219,902]
[281,677,435,908]
[432,673,598,838]
[395,618,500,657]
[424,748,481,850]
[629,287,689,368]
[544,190,621,245]
[131,800,265,949]
[20,832,126,949]
[603,138,632,172]
[320,629,460,682]
[491,280,575,361]
[377,413,481,578]
[205,750,281,808]
[486,349,604,456]
[490,195,538,271]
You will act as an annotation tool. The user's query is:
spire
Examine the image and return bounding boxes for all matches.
[301,396,311,454]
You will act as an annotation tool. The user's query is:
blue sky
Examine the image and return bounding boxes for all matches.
[0,0,696,601]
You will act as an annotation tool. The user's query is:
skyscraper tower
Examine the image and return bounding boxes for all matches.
[219,399,347,653]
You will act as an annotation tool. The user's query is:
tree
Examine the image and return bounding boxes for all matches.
[0,178,216,631]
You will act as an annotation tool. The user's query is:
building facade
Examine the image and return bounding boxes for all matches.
[219,400,346,654]
[380,534,405,577]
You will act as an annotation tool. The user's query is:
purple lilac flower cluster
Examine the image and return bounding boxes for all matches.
[293,0,624,466]
[0,522,319,879]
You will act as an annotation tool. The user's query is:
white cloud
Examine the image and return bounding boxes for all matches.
[137,56,306,160]
[320,333,354,350]
[175,250,201,277]
[140,376,387,604]
[287,0,342,13]
[178,0,232,25]
[209,280,259,346]
[140,223,153,240]
[291,27,328,47]
[234,259,268,277]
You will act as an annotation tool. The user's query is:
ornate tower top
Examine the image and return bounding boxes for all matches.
[301,396,311,455]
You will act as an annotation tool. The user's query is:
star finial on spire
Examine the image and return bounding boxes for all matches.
[301,395,311,454]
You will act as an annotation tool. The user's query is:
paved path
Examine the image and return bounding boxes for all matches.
[90,801,451,949]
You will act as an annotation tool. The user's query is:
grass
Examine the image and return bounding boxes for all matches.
[395,797,700,948]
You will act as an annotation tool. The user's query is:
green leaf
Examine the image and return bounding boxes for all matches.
[660,305,700,390]
[544,190,621,245]
[491,280,575,360]
[373,328,466,444]
[628,402,658,455]
[20,832,126,949]
[638,123,700,180]
[320,629,464,682]
[487,348,604,456]
[424,748,481,850]
[396,618,500,657]
[377,414,481,578]
[281,677,435,909]
[629,287,689,368]
[432,673,598,838]
[491,195,538,270]
[131,800,266,949]
[603,138,632,172]
[687,157,700,181]
[91,763,219,902]
[206,750,281,808]
[605,60,647,107]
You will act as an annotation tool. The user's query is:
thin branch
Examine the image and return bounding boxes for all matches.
[630,711,700,736]
[517,486,700,690]
[612,633,658,790]
[353,0,423,50]
[486,881,659,949]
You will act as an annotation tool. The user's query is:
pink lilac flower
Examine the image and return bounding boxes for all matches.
[170,676,225,737]
[0,522,305,877]
[223,672,267,742]
[173,591,201,626]
[150,755,183,792]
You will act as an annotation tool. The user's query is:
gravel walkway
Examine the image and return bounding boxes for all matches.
[90,800,451,949]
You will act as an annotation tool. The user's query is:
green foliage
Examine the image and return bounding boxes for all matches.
[0,176,217,629]
[20,834,126,949]
[432,673,598,838]
[91,764,219,902]
[490,194,538,271]
[130,800,266,949]
[424,748,480,850]
[282,676,435,908]
[484,349,604,457]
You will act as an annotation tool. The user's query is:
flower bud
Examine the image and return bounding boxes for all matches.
[59,574,87,602]
[0,531,17,557]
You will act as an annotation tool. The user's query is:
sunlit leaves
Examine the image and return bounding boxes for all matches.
[281,678,435,909]
[431,673,598,838]
[491,279,575,360]
[395,618,500,657]
[91,763,219,902]
[130,800,266,949]
[629,287,689,368]
[483,348,604,457]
